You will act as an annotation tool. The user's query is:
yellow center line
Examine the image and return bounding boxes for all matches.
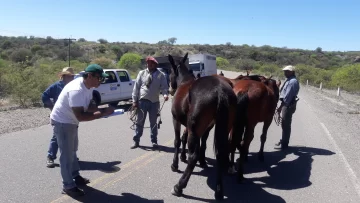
[50,139,174,203]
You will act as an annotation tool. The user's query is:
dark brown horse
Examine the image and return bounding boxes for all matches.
[229,77,280,182]
[168,53,237,200]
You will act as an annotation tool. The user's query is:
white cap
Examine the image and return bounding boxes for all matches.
[282,65,295,71]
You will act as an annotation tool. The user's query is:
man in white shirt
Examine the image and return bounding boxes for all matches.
[50,64,114,197]
[131,56,169,149]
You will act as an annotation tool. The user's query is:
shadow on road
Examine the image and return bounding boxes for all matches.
[178,146,334,203]
[79,161,121,173]
[71,185,164,203]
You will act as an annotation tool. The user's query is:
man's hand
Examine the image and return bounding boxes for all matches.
[102,106,115,117]
[163,95,169,101]
[132,102,138,108]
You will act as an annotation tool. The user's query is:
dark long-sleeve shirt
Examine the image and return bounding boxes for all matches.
[41,80,65,108]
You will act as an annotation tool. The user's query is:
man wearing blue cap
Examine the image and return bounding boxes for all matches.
[50,64,115,197]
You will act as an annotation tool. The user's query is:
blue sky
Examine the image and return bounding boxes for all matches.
[0,0,359,51]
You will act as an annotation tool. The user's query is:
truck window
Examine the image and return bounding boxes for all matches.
[189,63,201,71]
[117,71,130,82]
[102,71,118,84]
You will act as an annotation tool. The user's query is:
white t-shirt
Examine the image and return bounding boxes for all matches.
[50,77,93,125]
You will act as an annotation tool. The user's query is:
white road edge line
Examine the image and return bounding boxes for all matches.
[320,122,360,198]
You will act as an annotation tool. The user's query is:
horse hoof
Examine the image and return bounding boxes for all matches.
[227,166,237,175]
[171,186,182,197]
[171,164,178,172]
[215,192,224,200]
[237,176,245,184]
[180,156,187,163]
[199,162,208,168]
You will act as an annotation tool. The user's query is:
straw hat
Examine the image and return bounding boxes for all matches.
[58,67,75,77]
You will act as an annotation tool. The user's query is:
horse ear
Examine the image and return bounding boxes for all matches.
[181,52,188,64]
[268,75,273,79]
[168,54,176,68]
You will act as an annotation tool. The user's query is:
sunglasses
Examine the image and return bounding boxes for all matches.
[91,74,105,82]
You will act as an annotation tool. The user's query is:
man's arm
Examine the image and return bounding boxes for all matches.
[86,101,99,113]
[41,84,55,109]
[69,90,113,122]
[132,71,142,103]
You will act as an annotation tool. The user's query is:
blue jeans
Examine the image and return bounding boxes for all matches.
[51,119,80,189]
[47,134,58,160]
[133,99,160,144]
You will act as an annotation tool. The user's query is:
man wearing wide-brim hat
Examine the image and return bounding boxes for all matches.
[42,67,75,168]
[275,65,300,150]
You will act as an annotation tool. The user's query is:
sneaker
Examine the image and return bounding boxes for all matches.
[62,187,85,197]
[46,157,56,168]
[74,175,90,186]
[130,142,139,149]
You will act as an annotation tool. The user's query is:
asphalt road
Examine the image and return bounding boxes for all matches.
[1,70,360,203]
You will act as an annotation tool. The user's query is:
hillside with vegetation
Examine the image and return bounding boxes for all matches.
[0,35,359,107]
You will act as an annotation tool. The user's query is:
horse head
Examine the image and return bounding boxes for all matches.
[168,52,194,96]
[264,77,280,102]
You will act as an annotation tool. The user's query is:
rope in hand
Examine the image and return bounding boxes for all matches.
[273,107,282,126]
[127,99,166,131]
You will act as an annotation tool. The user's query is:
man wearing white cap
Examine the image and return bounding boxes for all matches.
[42,67,75,168]
[275,65,300,150]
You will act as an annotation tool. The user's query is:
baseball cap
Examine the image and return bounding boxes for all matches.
[85,64,109,78]
[146,56,158,64]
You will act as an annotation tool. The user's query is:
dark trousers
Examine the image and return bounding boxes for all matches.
[280,105,296,147]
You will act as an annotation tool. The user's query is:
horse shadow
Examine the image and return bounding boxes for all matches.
[79,161,121,173]
[183,146,334,202]
[70,185,164,203]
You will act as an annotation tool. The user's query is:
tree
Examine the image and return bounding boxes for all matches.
[168,37,177,45]
[10,48,32,63]
[91,57,114,68]
[118,53,142,72]
[216,57,230,69]
[98,38,108,44]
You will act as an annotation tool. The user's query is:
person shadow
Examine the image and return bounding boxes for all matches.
[246,146,335,190]
[179,146,334,202]
[71,185,164,203]
[79,161,121,173]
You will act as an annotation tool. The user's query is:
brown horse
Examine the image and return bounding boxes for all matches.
[168,53,237,200]
[229,77,280,182]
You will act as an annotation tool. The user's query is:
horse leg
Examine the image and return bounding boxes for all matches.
[171,118,181,172]
[171,131,200,197]
[199,125,212,168]
[237,126,254,183]
[180,128,188,163]
[258,118,271,162]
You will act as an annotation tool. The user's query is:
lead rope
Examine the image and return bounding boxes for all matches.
[273,107,282,126]
[127,99,166,130]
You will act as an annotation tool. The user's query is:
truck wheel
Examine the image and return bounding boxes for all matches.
[92,90,101,106]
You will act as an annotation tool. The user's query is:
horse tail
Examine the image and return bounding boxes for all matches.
[213,89,232,171]
[234,92,249,150]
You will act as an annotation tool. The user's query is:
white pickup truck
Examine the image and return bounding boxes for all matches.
[75,69,135,106]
